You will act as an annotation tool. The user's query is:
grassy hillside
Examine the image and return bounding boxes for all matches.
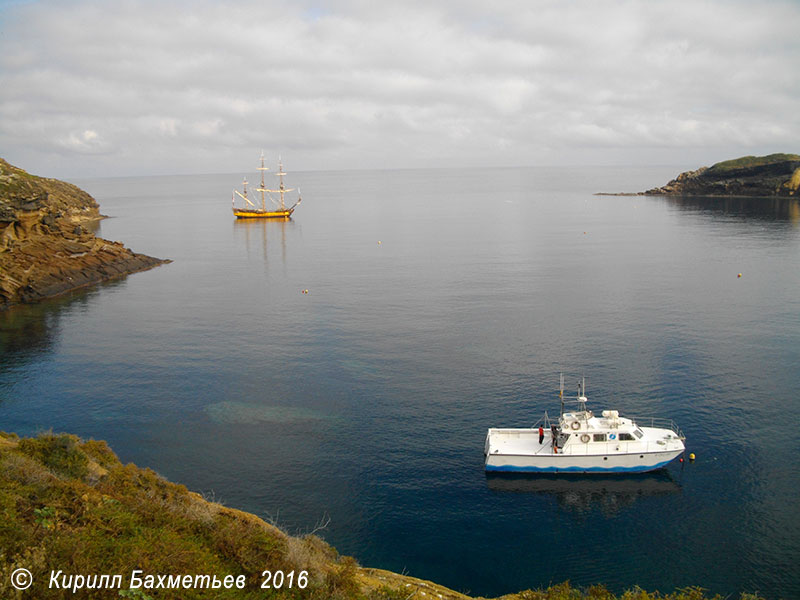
[0,431,766,600]
[0,158,99,218]
[705,153,800,175]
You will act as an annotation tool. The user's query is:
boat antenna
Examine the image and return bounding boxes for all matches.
[559,372,565,417]
[578,375,587,413]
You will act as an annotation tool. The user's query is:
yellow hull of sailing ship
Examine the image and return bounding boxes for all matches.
[232,208,294,220]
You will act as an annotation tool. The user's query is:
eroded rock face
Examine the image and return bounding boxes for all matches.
[644,154,800,197]
[1,158,169,309]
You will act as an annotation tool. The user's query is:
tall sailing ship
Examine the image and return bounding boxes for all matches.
[232,153,302,219]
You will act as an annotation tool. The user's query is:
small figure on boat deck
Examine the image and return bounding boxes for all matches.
[538,426,544,444]
[550,425,558,447]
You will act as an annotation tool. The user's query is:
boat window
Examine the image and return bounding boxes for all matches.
[634,428,644,439]
[619,433,635,441]
[593,434,606,442]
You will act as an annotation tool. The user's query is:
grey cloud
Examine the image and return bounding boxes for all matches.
[1,0,798,176]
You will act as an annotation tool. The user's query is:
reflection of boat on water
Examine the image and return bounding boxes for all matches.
[232,153,301,220]
[233,213,291,264]
[486,470,681,494]
[485,470,682,514]
[485,374,686,473]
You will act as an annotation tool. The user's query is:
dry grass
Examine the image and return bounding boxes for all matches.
[0,431,769,600]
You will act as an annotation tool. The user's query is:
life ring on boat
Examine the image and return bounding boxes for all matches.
[570,421,580,430]
[580,434,590,443]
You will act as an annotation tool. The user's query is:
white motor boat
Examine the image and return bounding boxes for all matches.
[484,375,686,473]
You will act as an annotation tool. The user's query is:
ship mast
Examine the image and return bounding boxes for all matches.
[255,151,269,212]
[264,156,294,211]
[234,177,257,208]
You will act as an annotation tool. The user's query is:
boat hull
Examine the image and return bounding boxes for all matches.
[484,450,682,473]
[484,427,685,473]
[233,208,294,219]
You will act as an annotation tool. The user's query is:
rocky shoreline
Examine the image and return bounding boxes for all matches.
[0,158,169,310]
[598,153,800,197]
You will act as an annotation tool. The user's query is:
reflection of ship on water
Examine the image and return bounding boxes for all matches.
[486,470,682,515]
[233,218,291,264]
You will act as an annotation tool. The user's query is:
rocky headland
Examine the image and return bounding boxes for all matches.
[600,153,800,197]
[0,158,168,309]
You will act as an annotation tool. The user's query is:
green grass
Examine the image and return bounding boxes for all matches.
[0,431,345,599]
[17,431,89,479]
[0,431,770,600]
[706,153,800,174]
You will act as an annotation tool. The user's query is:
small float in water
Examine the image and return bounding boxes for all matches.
[484,375,686,473]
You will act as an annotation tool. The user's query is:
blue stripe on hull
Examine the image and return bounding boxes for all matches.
[485,459,673,473]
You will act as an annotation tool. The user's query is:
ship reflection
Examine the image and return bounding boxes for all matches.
[233,218,292,264]
[485,470,682,515]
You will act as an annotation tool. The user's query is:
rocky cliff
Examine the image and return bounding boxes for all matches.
[0,158,168,309]
[644,153,800,197]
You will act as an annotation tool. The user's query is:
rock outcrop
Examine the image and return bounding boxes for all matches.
[644,153,800,197]
[0,158,168,309]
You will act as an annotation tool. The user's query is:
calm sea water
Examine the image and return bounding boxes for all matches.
[1,166,799,598]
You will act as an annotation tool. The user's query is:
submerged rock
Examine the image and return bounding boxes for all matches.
[0,158,169,309]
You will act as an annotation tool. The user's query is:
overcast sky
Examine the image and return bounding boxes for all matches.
[1,0,798,177]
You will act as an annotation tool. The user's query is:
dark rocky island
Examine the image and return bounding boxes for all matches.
[600,153,800,197]
[0,158,169,309]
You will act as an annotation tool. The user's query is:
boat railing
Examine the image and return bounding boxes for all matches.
[629,416,685,439]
